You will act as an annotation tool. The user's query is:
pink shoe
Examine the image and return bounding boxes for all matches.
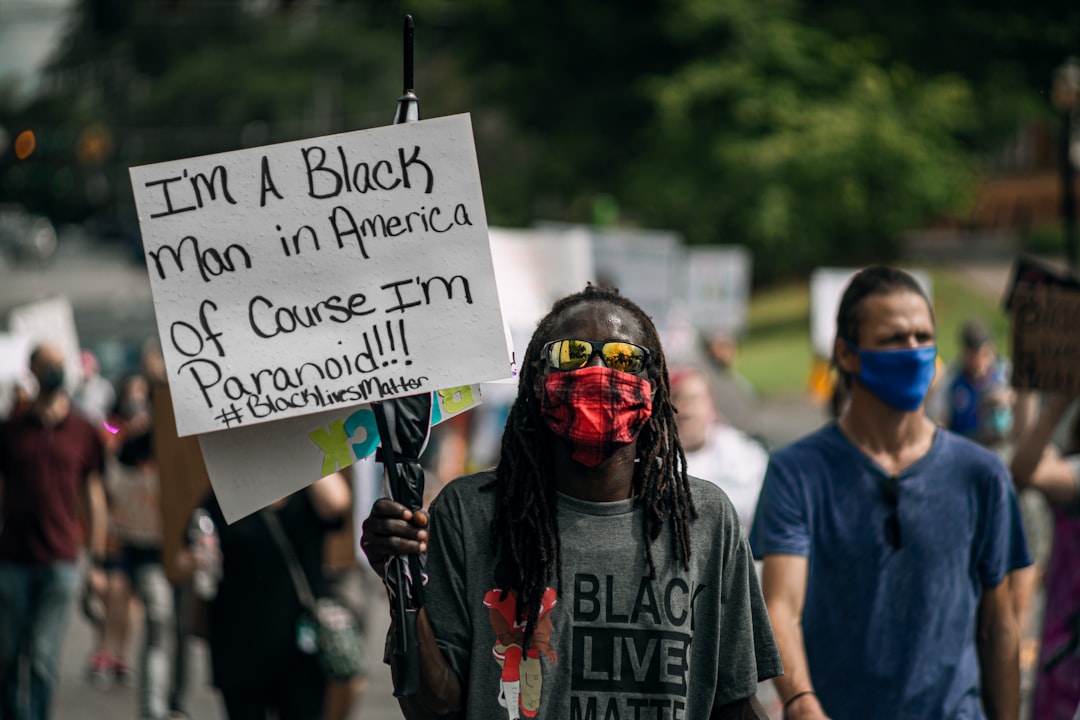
[85,650,113,689]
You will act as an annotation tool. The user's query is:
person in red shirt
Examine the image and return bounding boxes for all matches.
[0,342,108,720]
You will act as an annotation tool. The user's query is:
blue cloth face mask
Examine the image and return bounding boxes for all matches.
[846,342,937,411]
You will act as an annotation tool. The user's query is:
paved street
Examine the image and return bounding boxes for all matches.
[53,575,402,720]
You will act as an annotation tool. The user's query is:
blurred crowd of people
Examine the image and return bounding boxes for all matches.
[2,267,1080,719]
[0,339,371,720]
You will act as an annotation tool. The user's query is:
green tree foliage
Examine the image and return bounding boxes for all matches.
[3,0,1078,278]
[628,0,979,276]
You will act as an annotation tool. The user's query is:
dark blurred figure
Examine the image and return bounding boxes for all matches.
[0,343,108,720]
[321,517,369,720]
[85,374,146,690]
[1011,393,1080,720]
[178,473,351,720]
[104,373,176,720]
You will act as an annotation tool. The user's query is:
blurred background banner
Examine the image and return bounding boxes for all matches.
[486,225,595,367]
[684,245,753,341]
[7,296,84,390]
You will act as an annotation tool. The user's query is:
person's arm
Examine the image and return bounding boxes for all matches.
[306,471,352,522]
[976,578,1021,720]
[1010,393,1077,506]
[1009,389,1039,441]
[81,471,108,595]
[711,695,768,720]
[361,498,462,719]
[761,554,830,720]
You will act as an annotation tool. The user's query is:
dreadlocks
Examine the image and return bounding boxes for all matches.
[482,284,697,646]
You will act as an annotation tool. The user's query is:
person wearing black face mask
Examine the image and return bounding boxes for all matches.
[0,342,108,720]
[361,285,781,720]
[750,266,1031,720]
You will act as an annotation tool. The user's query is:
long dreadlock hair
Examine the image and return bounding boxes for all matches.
[482,284,697,645]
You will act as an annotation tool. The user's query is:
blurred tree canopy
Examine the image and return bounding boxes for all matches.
[1,0,1077,279]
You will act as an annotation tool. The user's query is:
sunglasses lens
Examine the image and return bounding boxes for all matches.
[546,339,649,373]
[547,339,591,371]
[602,342,647,374]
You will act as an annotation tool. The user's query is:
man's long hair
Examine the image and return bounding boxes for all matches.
[483,285,696,644]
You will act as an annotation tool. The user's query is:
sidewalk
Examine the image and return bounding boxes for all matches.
[54,583,402,720]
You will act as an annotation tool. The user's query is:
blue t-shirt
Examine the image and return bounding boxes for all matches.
[749,423,1031,720]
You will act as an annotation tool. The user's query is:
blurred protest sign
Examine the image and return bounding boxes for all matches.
[130,114,510,437]
[588,227,683,328]
[0,333,33,417]
[487,226,595,367]
[198,384,480,522]
[7,296,83,391]
[685,245,752,339]
[1001,254,1080,310]
[1007,256,1080,395]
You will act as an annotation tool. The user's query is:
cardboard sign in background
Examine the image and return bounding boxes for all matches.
[151,381,212,583]
[131,114,510,437]
[1011,284,1080,395]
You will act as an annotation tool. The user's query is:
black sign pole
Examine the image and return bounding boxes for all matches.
[373,14,430,698]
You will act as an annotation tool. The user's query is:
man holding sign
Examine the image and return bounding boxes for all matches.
[362,285,781,720]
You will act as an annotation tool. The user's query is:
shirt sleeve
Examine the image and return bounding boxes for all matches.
[749,454,810,559]
[976,461,1033,588]
[422,489,473,686]
[714,511,783,706]
[86,420,106,479]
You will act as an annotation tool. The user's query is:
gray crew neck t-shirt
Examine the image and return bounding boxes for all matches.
[422,471,782,719]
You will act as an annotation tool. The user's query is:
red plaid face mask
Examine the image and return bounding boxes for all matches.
[539,365,654,467]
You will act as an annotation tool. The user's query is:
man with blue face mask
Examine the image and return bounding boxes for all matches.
[750,266,1031,720]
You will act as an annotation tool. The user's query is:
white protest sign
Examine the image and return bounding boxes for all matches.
[588,226,683,328]
[0,333,33,417]
[685,245,752,339]
[809,267,933,358]
[130,114,510,436]
[487,226,595,368]
[7,296,83,392]
[199,384,481,522]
